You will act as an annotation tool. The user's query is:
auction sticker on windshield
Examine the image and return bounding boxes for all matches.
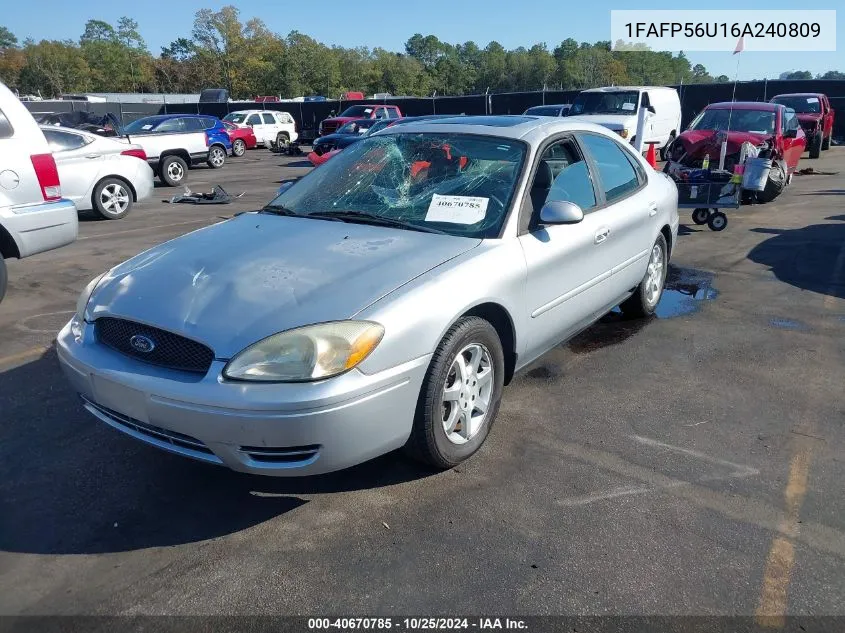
[426,194,489,224]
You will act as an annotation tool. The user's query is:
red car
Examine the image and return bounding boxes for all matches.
[770,93,835,159]
[222,121,257,157]
[668,101,806,202]
[319,105,402,136]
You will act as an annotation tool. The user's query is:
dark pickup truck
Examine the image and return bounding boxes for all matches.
[770,93,835,159]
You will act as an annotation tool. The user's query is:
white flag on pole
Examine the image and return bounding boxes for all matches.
[733,37,745,54]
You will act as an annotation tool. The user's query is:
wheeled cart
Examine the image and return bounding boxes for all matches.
[673,177,743,232]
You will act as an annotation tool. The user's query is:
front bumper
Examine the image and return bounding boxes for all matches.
[56,319,430,476]
[0,198,78,258]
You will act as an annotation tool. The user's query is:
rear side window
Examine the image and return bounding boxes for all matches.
[262,113,275,124]
[579,133,642,203]
[387,108,400,119]
[182,118,205,132]
[247,114,261,126]
[43,129,91,152]
[201,118,218,129]
[0,107,13,139]
[156,118,185,133]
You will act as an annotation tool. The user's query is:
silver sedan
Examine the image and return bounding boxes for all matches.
[57,116,679,476]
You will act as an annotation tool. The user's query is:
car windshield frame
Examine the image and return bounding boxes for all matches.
[771,96,822,114]
[570,91,640,116]
[264,132,528,239]
[688,108,777,135]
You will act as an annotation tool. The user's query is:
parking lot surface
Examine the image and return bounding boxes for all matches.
[1,147,844,617]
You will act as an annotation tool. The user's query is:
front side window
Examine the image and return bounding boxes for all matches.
[530,139,596,213]
[783,109,800,132]
[265,133,526,238]
[579,133,641,204]
[43,129,91,152]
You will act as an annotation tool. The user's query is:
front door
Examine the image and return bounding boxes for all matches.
[781,108,804,172]
[246,113,266,143]
[517,136,614,362]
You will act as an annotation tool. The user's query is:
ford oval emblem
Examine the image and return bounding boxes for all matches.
[129,335,155,354]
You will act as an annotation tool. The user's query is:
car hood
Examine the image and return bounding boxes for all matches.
[88,214,480,358]
[568,113,636,130]
[675,129,771,157]
[322,117,357,126]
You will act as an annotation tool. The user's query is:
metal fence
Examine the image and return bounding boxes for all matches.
[22,79,845,141]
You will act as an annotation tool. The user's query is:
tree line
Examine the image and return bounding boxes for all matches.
[0,8,841,100]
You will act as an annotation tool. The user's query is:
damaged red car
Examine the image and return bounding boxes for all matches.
[667,102,805,203]
[770,93,834,159]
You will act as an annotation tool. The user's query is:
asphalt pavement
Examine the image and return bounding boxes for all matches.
[1,146,844,619]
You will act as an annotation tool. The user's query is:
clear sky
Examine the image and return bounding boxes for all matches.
[4,0,842,82]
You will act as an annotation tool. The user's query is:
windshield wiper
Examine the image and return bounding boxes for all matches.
[261,204,298,216]
[308,210,448,234]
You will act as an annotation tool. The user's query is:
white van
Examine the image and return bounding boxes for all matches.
[0,81,78,303]
[569,86,682,157]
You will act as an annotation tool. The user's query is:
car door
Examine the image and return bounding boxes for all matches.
[42,128,101,206]
[517,136,614,361]
[261,112,279,139]
[822,95,834,139]
[246,113,264,142]
[577,131,655,297]
[781,108,804,171]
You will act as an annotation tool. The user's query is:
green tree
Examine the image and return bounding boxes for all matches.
[19,39,91,96]
[0,25,18,48]
[819,70,845,80]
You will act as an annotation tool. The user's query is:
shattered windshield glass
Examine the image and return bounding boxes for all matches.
[268,133,526,238]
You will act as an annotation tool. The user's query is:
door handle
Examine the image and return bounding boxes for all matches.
[85,154,101,159]
[594,228,610,244]
[648,202,658,217]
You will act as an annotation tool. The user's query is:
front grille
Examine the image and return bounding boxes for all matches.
[239,444,321,465]
[81,396,218,460]
[95,317,214,373]
[321,123,339,135]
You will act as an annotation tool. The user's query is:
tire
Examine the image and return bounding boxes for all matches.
[232,139,246,157]
[809,133,822,159]
[207,145,226,169]
[405,316,505,469]
[0,254,7,305]
[756,160,787,204]
[692,208,710,225]
[707,212,728,232]
[159,155,188,187]
[822,132,831,151]
[276,132,290,148]
[92,177,133,220]
[620,234,668,318]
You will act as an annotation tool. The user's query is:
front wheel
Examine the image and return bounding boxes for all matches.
[756,160,787,204]
[707,211,728,232]
[822,132,831,151]
[159,155,188,186]
[620,234,668,318]
[232,139,246,157]
[809,133,822,159]
[207,145,226,169]
[405,316,505,469]
[93,177,133,220]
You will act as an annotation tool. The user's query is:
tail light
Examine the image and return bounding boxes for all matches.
[30,153,61,201]
[121,148,147,161]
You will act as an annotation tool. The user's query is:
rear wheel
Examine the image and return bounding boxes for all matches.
[756,160,787,204]
[232,138,246,157]
[620,234,667,318]
[207,145,226,169]
[809,133,822,159]
[405,316,505,469]
[92,177,133,220]
[159,155,187,186]
[0,254,7,304]
[276,132,290,149]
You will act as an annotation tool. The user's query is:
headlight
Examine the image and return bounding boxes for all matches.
[223,321,385,382]
[619,128,629,139]
[76,273,107,320]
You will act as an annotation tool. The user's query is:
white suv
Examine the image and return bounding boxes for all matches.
[0,81,78,303]
[223,110,298,147]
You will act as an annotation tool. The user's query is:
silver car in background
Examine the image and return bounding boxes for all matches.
[57,116,679,476]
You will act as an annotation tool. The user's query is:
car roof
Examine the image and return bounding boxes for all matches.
[770,93,823,98]
[580,86,668,92]
[705,101,780,111]
[375,114,624,144]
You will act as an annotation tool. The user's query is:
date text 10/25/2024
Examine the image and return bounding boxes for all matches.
[308,618,528,630]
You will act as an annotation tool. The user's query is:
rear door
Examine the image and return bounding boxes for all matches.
[262,112,280,140]
[42,128,99,205]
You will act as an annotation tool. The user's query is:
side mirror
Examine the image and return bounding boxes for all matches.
[784,128,798,138]
[539,200,584,225]
[647,105,656,114]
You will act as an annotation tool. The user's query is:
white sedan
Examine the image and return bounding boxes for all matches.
[41,126,155,220]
